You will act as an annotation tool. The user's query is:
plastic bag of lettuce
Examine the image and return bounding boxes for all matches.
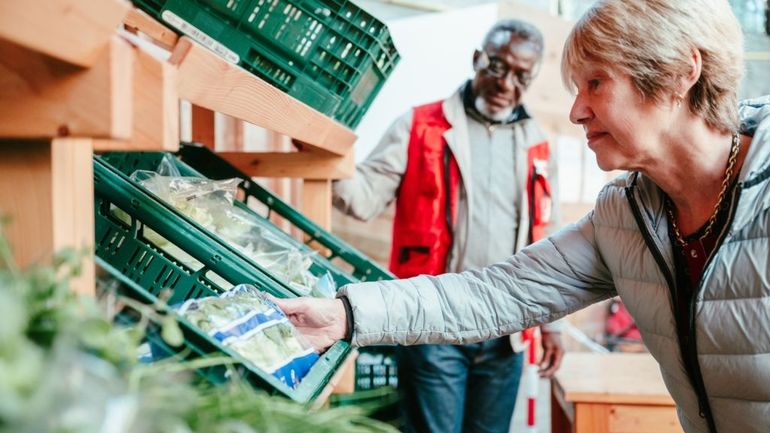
[177,284,319,388]
[126,156,335,298]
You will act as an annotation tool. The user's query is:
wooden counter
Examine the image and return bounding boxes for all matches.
[551,352,684,433]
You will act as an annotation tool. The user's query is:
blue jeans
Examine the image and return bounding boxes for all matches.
[396,338,524,433]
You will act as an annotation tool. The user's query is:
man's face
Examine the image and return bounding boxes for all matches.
[471,37,541,115]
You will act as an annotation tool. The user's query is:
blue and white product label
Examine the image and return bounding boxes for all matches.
[272,350,319,388]
[161,10,240,64]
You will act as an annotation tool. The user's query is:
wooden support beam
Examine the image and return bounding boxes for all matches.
[123,7,179,51]
[169,37,356,156]
[94,46,179,152]
[0,36,134,139]
[0,0,130,67]
[302,179,333,254]
[217,150,354,179]
[302,180,333,230]
[219,115,244,152]
[0,139,95,295]
[192,105,216,149]
[332,350,358,395]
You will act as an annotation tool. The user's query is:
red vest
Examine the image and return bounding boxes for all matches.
[389,100,552,279]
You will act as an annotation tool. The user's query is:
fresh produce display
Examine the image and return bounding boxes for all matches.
[126,155,335,298]
[177,284,319,389]
[0,225,396,433]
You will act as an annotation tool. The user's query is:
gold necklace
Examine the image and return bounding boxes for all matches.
[665,132,740,248]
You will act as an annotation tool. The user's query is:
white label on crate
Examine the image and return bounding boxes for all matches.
[161,10,240,64]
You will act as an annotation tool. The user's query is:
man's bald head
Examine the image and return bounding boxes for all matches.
[482,19,544,58]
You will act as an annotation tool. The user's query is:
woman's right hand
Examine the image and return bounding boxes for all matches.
[270,296,348,351]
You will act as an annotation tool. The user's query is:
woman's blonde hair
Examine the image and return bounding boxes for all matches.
[561,0,744,133]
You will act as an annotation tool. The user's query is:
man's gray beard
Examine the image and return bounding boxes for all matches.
[474,96,514,122]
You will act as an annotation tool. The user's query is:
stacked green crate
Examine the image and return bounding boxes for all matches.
[99,148,392,287]
[175,143,392,282]
[97,257,346,403]
[173,143,399,401]
[132,0,399,128]
[94,157,349,403]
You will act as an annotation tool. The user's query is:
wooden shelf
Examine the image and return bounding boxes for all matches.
[2,2,367,411]
[551,353,683,433]
[217,151,353,179]
[1,2,360,296]
[0,0,130,68]
[555,353,675,405]
[169,37,357,156]
[0,36,134,139]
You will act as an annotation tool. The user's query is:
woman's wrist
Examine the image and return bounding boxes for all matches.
[339,296,354,343]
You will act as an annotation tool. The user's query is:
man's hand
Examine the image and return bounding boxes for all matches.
[538,331,564,377]
[270,296,348,352]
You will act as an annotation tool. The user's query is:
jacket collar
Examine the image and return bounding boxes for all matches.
[731,97,770,233]
[628,97,770,239]
[441,86,473,193]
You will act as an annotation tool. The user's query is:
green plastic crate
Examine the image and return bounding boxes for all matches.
[171,144,401,396]
[355,347,397,391]
[99,149,392,288]
[96,257,347,403]
[95,155,303,297]
[330,386,400,426]
[175,143,393,283]
[93,160,350,403]
[132,0,399,128]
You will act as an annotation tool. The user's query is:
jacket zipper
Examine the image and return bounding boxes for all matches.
[625,182,725,433]
[528,170,537,243]
[624,184,678,319]
[684,182,742,433]
[442,145,455,270]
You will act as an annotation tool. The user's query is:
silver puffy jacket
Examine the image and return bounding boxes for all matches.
[340,97,770,433]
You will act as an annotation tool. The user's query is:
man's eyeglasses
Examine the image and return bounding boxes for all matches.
[476,51,536,87]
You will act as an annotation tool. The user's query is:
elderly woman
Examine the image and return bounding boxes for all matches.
[274,1,770,432]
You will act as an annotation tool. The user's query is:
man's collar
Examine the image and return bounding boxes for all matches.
[461,80,530,125]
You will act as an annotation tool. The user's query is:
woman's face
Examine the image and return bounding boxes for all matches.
[569,65,672,172]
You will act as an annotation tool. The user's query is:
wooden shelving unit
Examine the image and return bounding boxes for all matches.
[0,0,357,399]
[551,353,683,433]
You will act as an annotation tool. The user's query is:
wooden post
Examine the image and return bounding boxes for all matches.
[94,45,179,152]
[192,105,215,149]
[0,139,95,295]
[219,114,244,152]
[301,179,332,231]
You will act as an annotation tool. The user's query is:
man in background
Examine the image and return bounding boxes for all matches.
[332,19,564,433]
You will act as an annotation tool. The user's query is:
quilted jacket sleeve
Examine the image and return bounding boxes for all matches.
[331,111,412,222]
[339,211,617,347]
